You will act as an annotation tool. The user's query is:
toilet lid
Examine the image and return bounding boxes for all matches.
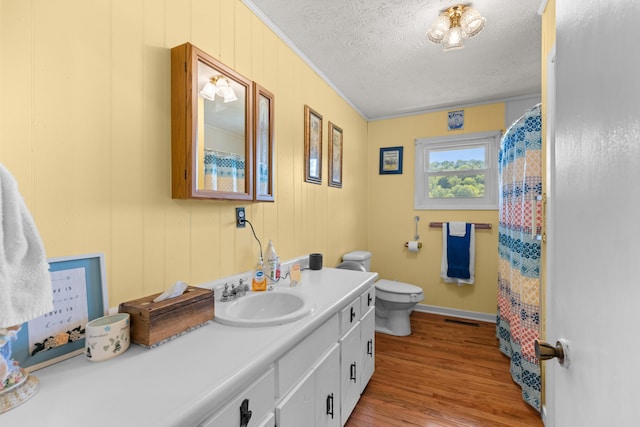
[375,279,423,294]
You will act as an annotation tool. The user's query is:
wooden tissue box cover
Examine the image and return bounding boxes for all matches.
[118,286,214,347]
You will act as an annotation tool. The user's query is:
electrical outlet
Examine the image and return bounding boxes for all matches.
[235,207,246,228]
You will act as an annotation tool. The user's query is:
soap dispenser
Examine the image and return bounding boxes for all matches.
[264,240,280,281]
[252,259,266,292]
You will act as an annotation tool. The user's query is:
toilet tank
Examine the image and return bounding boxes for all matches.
[342,251,372,272]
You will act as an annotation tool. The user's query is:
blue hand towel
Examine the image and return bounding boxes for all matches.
[440,223,475,285]
[446,223,472,279]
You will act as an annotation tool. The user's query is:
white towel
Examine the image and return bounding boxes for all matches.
[440,223,475,285]
[0,163,53,328]
[448,221,467,237]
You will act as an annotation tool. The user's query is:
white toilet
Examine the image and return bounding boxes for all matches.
[339,251,424,336]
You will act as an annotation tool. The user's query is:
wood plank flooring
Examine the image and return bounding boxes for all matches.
[346,311,543,427]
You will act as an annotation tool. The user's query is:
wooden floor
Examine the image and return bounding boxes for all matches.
[346,312,543,427]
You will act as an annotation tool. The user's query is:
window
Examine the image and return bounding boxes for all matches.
[414,131,501,210]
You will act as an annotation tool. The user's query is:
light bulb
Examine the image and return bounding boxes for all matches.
[460,8,485,38]
[443,26,464,51]
[200,82,216,101]
[427,14,451,44]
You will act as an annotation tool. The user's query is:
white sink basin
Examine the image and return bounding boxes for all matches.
[215,291,315,327]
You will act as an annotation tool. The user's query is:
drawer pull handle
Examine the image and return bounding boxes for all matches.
[367,339,373,356]
[239,398,252,427]
[326,393,334,419]
[350,306,356,322]
[368,294,372,306]
[350,362,357,382]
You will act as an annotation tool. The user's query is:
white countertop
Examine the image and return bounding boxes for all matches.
[2,267,377,426]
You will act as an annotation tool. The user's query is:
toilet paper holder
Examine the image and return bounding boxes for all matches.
[404,241,422,249]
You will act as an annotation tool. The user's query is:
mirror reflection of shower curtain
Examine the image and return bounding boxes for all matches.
[497,104,542,411]
[256,95,270,196]
[204,149,245,193]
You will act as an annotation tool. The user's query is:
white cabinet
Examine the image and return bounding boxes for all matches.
[315,345,341,427]
[277,315,339,398]
[207,285,375,427]
[277,344,341,427]
[276,368,315,426]
[339,284,376,425]
[340,321,361,424]
[200,367,275,427]
[360,307,375,393]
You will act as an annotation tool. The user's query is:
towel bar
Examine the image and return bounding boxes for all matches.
[429,222,492,229]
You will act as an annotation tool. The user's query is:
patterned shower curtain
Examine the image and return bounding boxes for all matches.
[496,104,542,411]
[204,149,245,193]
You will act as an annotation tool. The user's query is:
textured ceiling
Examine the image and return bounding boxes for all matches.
[243,0,542,120]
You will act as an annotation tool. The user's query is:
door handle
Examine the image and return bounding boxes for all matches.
[350,306,356,322]
[239,398,252,427]
[535,339,569,367]
[326,393,334,419]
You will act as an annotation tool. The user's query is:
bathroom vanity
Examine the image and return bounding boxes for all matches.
[2,267,377,427]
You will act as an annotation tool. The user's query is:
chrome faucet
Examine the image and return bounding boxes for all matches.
[221,280,250,302]
[220,284,232,302]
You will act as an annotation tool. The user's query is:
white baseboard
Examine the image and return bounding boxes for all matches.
[413,303,496,323]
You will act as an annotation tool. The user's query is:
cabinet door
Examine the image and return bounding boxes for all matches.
[256,413,275,427]
[277,314,339,398]
[276,369,315,427]
[360,308,375,393]
[340,322,361,425]
[315,344,341,427]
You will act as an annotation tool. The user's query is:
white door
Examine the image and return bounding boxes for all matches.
[340,322,361,425]
[545,2,640,425]
[316,344,341,427]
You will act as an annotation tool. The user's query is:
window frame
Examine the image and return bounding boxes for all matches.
[414,130,501,210]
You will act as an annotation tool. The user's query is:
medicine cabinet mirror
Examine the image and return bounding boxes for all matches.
[254,83,275,202]
[171,42,253,200]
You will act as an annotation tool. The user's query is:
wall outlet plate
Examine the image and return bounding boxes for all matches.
[236,207,246,228]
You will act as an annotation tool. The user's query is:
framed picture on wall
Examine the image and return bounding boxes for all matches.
[304,105,323,184]
[448,109,464,130]
[328,122,343,188]
[379,146,403,175]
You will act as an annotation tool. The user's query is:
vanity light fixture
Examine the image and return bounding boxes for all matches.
[427,4,486,51]
[200,75,238,103]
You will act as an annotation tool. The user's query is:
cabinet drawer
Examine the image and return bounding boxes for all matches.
[360,286,375,315]
[340,298,361,336]
[200,367,275,427]
[277,314,339,397]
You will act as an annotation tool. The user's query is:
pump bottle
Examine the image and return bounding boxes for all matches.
[252,259,266,292]
[264,240,280,281]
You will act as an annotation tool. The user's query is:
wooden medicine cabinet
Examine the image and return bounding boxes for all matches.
[253,83,275,202]
[171,42,254,200]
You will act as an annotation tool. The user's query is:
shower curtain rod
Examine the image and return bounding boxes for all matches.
[429,222,492,229]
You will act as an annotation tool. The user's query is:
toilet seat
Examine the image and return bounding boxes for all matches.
[375,279,424,303]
